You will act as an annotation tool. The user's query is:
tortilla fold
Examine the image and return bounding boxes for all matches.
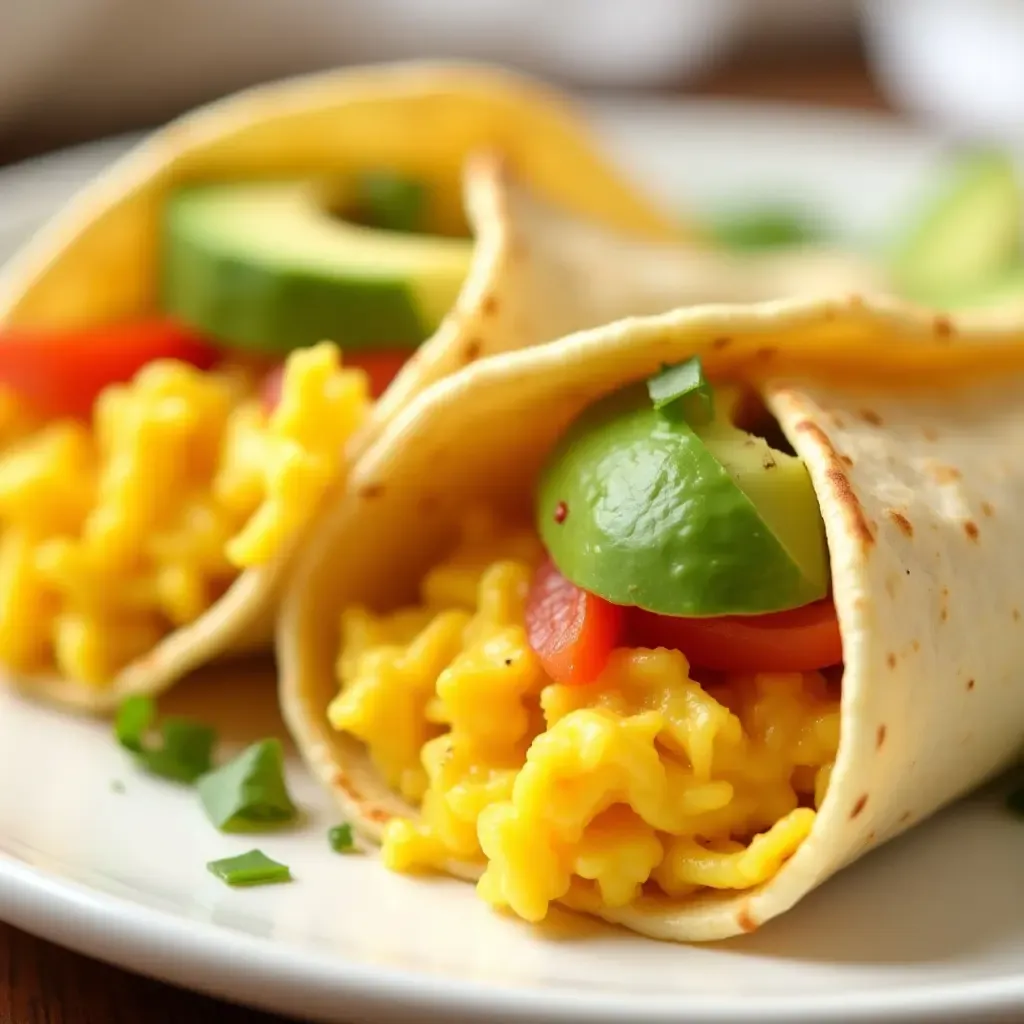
[0,63,685,712]
[280,294,1024,941]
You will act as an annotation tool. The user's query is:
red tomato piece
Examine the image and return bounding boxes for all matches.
[349,349,409,399]
[525,558,624,686]
[0,318,218,419]
[628,598,843,672]
[261,364,285,414]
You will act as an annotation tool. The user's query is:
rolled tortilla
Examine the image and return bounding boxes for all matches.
[0,63,687,712]
[280,294,1024,941]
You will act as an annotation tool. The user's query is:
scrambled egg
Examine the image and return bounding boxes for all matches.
[331,515,840,923]
[0,341,368,685]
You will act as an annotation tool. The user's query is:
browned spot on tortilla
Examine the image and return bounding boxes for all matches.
[736,905,758,933]
[858,408,883,426]
[922,426,939,442]
[755,347,777,361]
[481,294,499,316]
[840,454,854,467]
[933,314,954,339]
[981,501,995,518]
[964,520,979,541]
[886,653,897,669]
[866,831,877,845]
[712,336,732,350]
[899,811,913,824]
[940,607,949,623]
[418,493,439,513]
[794,420,874,548]
[876,724,887,749]
[463,337,483,363]
[928,463,961,484]
[912,640,921,653]
[1014,608,1021,623]
[332,772,391,825]
[887,510,913,537]
[967,678,976,691]
[885,576,896,598]
[358,482,385,500]
[850,794,868,819]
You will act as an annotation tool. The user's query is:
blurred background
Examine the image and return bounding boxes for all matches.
[2,0,1023,165]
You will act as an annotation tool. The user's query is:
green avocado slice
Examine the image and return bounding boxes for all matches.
[537,382,829,617]
[891,149,1021,303]
[350,171,427,234]
[161,181,473,354]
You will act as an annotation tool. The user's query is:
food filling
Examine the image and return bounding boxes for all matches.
[330,359,844,923]
[0,166,463,686]
[0,340,367,685]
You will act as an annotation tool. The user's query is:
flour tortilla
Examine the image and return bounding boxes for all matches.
[280,294,1024,941]
[0,57,891,712]
[0,63,689,712]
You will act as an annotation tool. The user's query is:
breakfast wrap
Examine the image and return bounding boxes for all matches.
[0,63,686,711]
[280,295,1024,942]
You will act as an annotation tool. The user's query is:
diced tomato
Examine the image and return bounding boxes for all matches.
[525,559,624,686]
[628,598,842,672]
[0,318,218,419]
[261,348,410,414]
[261,364,285,414]
[349,350,409,399]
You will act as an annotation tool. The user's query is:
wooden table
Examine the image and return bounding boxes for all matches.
[0,42,892,1024]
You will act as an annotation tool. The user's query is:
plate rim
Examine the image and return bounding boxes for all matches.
[0,96,1022,1024]
[4,844,1024,1024]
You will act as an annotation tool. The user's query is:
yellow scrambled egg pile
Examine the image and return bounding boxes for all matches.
[330,515,840,923]
[0,341,367,685]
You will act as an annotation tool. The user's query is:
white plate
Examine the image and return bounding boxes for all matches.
[1,101,1023,1024]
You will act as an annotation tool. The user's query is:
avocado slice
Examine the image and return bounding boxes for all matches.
[350,171,427,234]
[537,382,828,617]
[162,181,474,354]
[891,149,1022,303]
[927,262,1024,312]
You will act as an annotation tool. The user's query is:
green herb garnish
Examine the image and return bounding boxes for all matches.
[197,738,298,832]
[711,205,824,251]
[647,357,714,426]
[207,849,292,887]
[114,696,216,784]
[353,171,427,234]
[328,823,356,853]
[115,695,155,753]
